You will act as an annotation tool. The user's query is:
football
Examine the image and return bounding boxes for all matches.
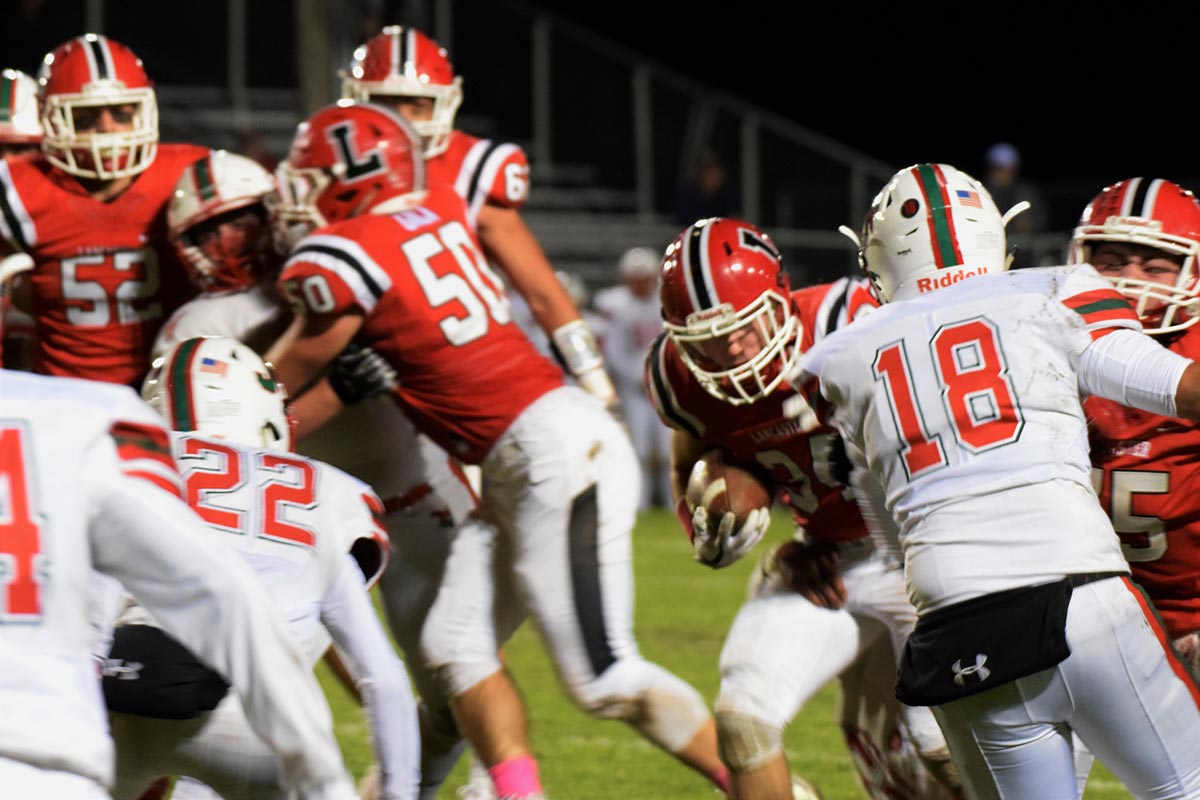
[684,448,773,527]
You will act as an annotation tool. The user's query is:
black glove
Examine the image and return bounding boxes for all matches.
[327,342,399,405]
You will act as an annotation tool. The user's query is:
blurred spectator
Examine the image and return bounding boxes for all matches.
[236,129,279,173]
[673,147,741,226]
[594,247,672,509]
[982,141,1050,268]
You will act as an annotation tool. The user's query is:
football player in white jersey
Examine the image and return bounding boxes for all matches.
[106,336,419,800]
[595,246,672,509]
[0,370,356,799]
[791,163,1200,799]
[154,152,480,799]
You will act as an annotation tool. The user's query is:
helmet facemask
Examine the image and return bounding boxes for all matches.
[41,87,157,179]
[667,291,798,405]
[271,162,331,252]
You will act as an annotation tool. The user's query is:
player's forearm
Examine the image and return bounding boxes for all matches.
[1078,328,1193,419]
[322,557,421,799]
[289,380,347,441]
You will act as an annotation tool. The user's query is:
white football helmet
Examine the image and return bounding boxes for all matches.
[0,69,43,148]
[858,163,1008,302]
[142,336,291,451]
[168,150,276,291]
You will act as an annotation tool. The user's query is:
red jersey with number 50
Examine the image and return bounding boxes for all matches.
[0,145,207,385]
[278,184,564,464]
[1087,324,1200,638]
[645,277,878,542]
[429,130,528,231]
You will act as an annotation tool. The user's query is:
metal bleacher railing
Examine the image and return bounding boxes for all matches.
[149,0,1074,291]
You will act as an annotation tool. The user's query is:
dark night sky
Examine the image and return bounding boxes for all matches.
[528,0,1200,188]
[4,0,1196,191]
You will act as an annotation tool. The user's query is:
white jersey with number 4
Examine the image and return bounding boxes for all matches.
[0,372,353,795]
[798,265,1147,612]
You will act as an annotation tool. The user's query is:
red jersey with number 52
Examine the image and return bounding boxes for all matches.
[1087,324,1200,638]
[0,145,207,385]
[429,130,528,232]
[278,184,564,464]
[645,277,878,542]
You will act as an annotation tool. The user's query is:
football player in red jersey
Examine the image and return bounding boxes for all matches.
[0,68,42,370]
[340,25,616,408]
[0,34,207,387]
[1073,178,1200,681]
[644,218,962,800]
[271,101,730,800]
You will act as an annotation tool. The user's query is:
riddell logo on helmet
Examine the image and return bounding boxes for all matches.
[916,266,989,293]
[1106,215,1163,232]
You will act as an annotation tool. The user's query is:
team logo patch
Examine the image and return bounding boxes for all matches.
[901,198,920,218]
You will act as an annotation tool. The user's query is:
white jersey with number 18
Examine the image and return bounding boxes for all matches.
[799,264,1143,611]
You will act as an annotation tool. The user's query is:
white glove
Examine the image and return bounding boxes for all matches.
[691,505,771,569]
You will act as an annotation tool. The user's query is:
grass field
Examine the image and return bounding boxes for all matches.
[318,508,1133,799]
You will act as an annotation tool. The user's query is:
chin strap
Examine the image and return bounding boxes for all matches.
[550,318,617,406]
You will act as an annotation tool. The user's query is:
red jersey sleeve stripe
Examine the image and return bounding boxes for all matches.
[123,469,183,497]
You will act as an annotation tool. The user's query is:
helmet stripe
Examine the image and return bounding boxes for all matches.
[84,35,114,81]
[399,28,413,78]
[684,222,714,310]
[1134,178,1160,217]
[166,338,203,432]
[193,154,217,203]
[914,164,964,268]
[0,75,12,123]
[1118,176,1143,216]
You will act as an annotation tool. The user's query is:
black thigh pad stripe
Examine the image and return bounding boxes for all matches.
[567,484,616,676]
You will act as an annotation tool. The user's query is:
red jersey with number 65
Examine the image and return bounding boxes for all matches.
[0,145,207,385]
[278,184,564,464]
[645,277,878,542]
[1087,324,1200,639]
[429,130,528,232]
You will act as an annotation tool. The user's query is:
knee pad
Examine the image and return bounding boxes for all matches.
[569,657,711,753]
[714,710,784,773]
[917,747,963,795]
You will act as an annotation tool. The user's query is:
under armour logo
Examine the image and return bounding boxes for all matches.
[951,654,991,686]
[100,658,144,680]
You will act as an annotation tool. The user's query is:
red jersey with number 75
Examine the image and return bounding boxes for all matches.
[0,145,207,386]
[277,183,564,464]
[1086,323,1200,639]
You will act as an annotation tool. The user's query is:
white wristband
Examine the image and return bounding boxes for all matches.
[550,319,605,376]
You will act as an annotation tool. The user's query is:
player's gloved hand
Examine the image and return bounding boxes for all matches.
[327,343,398,406]
[691,505,771,569]
[770,537,846,609]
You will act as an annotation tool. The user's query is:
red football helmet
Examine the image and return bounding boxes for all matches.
[660,217,796,405]
[37,34,158,179]
[273,101,425,249]
[1070,178,1200,334]
[341,26,462,158]
[168,151,277,292]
